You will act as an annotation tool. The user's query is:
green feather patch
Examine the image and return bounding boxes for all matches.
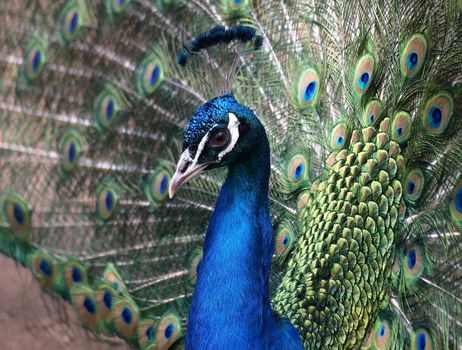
[449,180,462,226]
[58,1,84,45]
[362,99,383,127]
[411,328,434,350]
[64,259,88,289]
[402,168,425,205]
[390,111,412,144]
[30,252,60,289]
[136,52,164,98]
[296,190,311,211]
[2,192,31,238]
[400,34,428,77]
[71,285,101,329]
[23,35,48,81]
[218,0,251,20]
[106,0,132,18]
[186,247,203,286]
[143,165,172,207]
[137,318,158,349]
[422,91,454,136]
[94,85,123,130]
[274,220,297,260]
[403,245,428,288]
[330,121,352,150]
[391,254,401,289]
[156,0,183,10]
[95,281,117,323]
[112,296,140,340]
[103,263,127,293]
[354,54,375,95]
[156,312,182,350]
[293,67,321,109]
[59,128,84,173]
[96,180,120,221]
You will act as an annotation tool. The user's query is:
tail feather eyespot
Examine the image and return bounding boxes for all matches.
[401,34,428,77]
[354,54,375,95]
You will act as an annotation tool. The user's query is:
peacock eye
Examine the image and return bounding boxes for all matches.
[208,129,230,149]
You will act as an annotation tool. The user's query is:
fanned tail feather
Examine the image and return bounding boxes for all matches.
[0,0,461,349]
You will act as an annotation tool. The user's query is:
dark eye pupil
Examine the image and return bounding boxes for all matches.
[211,131,228,147]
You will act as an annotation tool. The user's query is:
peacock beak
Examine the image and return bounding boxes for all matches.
[169,149,208,198]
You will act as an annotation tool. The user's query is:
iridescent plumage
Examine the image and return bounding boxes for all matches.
[0,1,461,349]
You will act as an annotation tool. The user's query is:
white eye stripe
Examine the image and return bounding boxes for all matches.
[192,113,240,164]
[192,126,214,167]
[174,148,193,175]
[218,113,240,161]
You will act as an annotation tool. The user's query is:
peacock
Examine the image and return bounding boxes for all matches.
[0,0,461,349]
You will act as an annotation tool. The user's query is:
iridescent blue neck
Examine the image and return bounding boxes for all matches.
[186,129,303,349]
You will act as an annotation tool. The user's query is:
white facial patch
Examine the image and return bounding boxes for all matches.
[218,112,240,161]
[175,148,193,173]
[190,113,241,164]
[192,126,215,167]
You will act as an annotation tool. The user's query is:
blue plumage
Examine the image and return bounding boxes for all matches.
[1,2,461,349]
[179,95,302,349]
[150,66,160,86]
[103,290,112,309]
[84,296,97,314]
[13,204,24,224]
[294,163,304,181]
[122,307,132,324]
[456,189,462,212]
[39,259,52,276]
[69,12,78,33]
[408,249,417,270]
[32,51,41,72]
[417,333,426,349]
[106,99,114,121]
[407,52,419,70]
[165,323,174,339]
[72,267,82,283]
[428,106,442,128]
[145,325,154,340]
[359,72,370,90]
[183,94,246,153]
[304,81,317,103]
[105,191,114,211]
[68,143,76,162]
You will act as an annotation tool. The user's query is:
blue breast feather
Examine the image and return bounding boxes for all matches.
[186,114,303,349]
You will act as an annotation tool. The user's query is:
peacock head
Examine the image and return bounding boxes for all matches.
[169,93,263,197]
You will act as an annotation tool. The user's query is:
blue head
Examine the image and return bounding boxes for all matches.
[169,94,264,196]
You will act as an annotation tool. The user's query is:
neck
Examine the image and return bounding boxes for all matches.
[186,134,274,348]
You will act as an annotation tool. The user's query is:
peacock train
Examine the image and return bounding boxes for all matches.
[0,0,461,349]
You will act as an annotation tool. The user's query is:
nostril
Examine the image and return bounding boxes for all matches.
[180,160,191,173]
